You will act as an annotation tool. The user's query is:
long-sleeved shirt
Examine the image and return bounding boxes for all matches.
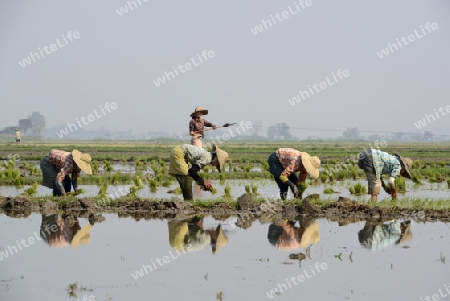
[370,149,401,179]
[189,118,215,137]
[275,148,307,180]
[48,149,80,182]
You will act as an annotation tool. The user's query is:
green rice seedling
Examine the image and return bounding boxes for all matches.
[412,160,421,169]
[233,167,239,172]
[15,177,25,188]
[395,177,406,193]
[104,160,113,173]
[98,181,109,198]
[203,166,210,173]
[135,160,144,170]
[210,187,217,195]
[447,179,450,189]
[261,161,269,171]
[320,173,328,183]
[92,160,99,174]
[328,173,335,182]
[323,187,334,194]
[224,185,232,198]
[161,180,171,188]
[133,176,144,188]
[219,173,226,181]
[349,183,366,195]
[156,174,163,183]
[149,180,158,192]
[25,183,38,196]
[245,185,251,193]
[440,161,446,168]
[412,175,422,185]
[251,185,258,195]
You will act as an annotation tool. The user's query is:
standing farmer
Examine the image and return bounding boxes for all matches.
[40,149,92,196]
[268,148,320,200]
[358,149,412,202]
[169,144,229,200]
[15,128,21,145]
[189,107,217,147]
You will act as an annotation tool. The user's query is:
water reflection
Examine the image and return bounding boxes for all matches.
[358,220,413,251]
[267,217,320,251]
[168,217,229,254]
[40,214,94,248]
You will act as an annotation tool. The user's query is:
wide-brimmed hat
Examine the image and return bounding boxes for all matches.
[71,224,92,249]
[211,224,229,254]
[394,154,412,179]
[190,106,208,117]
[72,149,93,175]
[301,152,321,179]
[212,144,229,173]
[299,221,320,248]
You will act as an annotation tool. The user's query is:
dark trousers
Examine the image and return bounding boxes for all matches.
[53,175,72,196]
[174,175,193,201]
[268,152,299,199]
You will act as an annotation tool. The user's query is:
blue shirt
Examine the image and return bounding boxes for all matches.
[371,149,401,178]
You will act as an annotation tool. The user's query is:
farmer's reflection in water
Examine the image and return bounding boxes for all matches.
[267,217,320,251]
[168,217,229,254]
[358,220,412,251]
[39,214,93,248]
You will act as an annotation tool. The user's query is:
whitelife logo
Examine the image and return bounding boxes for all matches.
[250,0,313,35]
[153,50,215,87]
[287,69,350,106]
[413,105,450,129]
[18,31,81,68]
[55,102,118,139]
[376,22,439,58]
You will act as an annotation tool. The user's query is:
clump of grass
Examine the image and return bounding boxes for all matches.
[161,180,171,188]
[91,160,99,174]
[104,160,113,173]
[320,173,328,183]
[395,177,406,193]
[25,183,38,195]
[412,175,422,185]
[98,181,108,198]
[323,187,334,194]
[328,173,335,183]
[251,185,258,195]
[349,183,366,195]
[210,187,217,195]
[149,180,158,192]
[224,185,232,198]
[245,185,251,193]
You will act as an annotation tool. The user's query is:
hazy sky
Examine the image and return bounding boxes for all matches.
[1,0,449,138]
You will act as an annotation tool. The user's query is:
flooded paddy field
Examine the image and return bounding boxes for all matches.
[1,212,449,301]
[1,141,450,300]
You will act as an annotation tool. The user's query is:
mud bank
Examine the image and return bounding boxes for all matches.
[0,194,449,224]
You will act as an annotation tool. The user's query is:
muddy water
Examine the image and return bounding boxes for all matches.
[1,179,449,201]
[0,213,449,301]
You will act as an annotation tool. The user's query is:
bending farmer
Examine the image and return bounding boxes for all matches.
[268,148,320,200]
[169,144,229,200]
[358,149,412,202]
[40,149,93,196]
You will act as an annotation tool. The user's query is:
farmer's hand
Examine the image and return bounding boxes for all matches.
[286,181,298,196]
[203,180,213,191]
[295,182,307,199]
[391,189,397,200]
[55,180,66,196]
[212,126,217,130]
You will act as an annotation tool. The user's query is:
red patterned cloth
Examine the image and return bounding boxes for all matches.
[48,149,80,182]
[189,118,215,137]
[275,148,307,178]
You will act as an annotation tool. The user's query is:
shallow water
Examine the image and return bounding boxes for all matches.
[1,179,449,202]
[0,213,449,301]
